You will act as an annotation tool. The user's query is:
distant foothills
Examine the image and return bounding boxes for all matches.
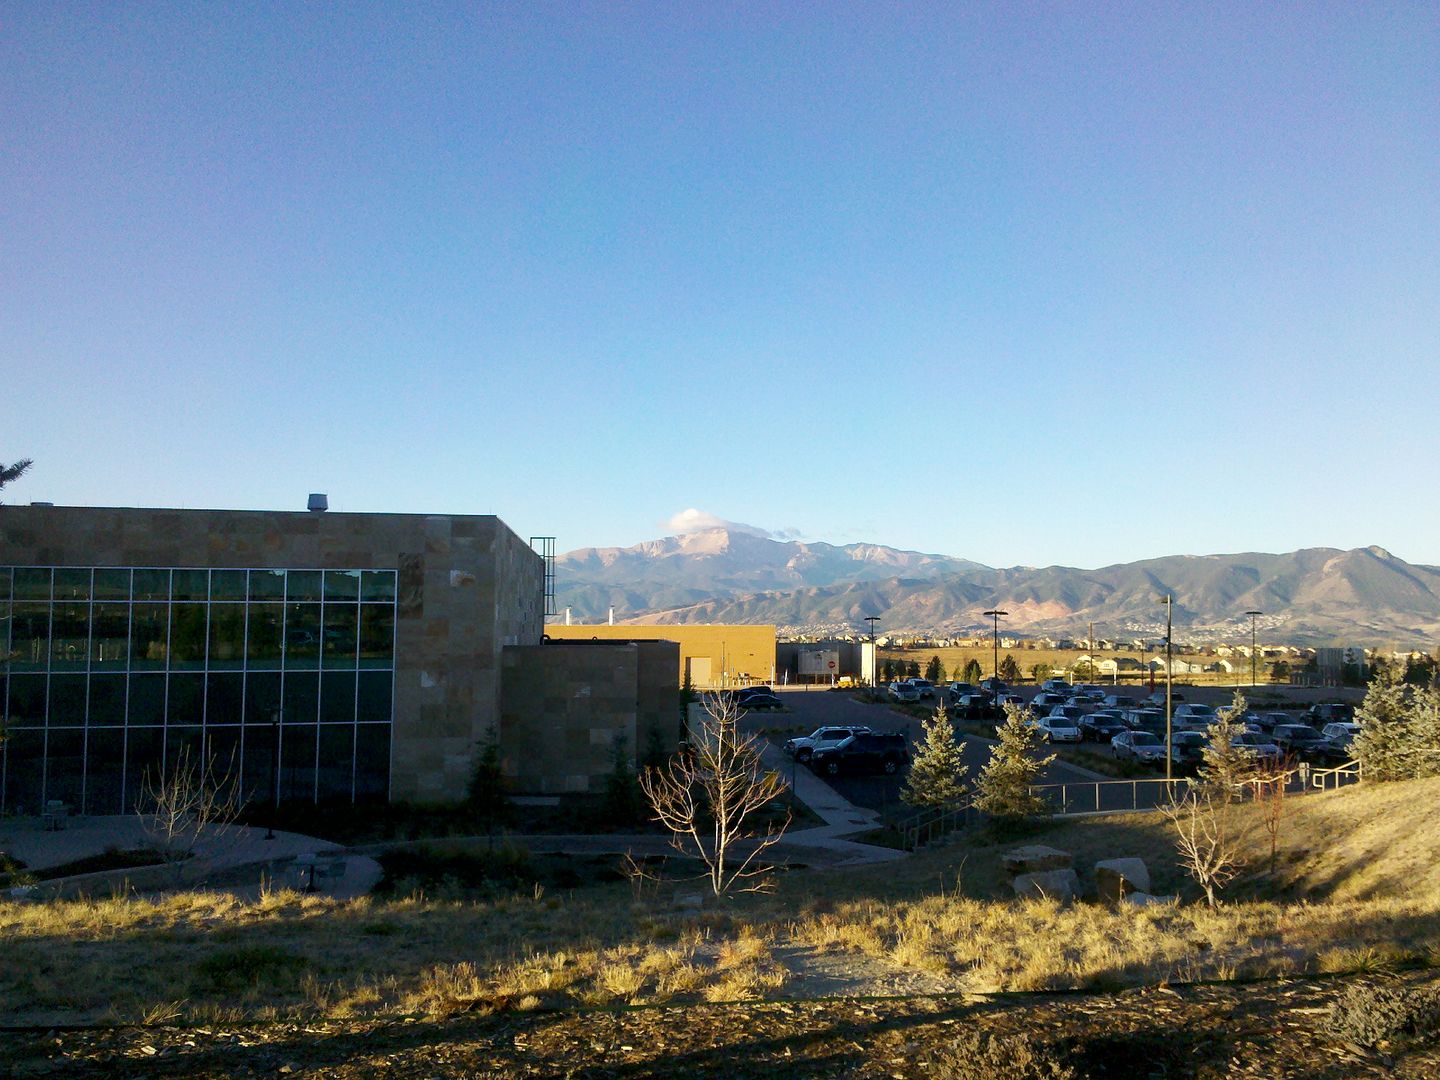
[553,528,1440,648]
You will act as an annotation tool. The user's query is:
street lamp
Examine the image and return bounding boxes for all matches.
[863,616,880,687]
[1159,595,1174,784]
[982,610,1008,680]
[1245,610,1263,688]
[266,707,282,840]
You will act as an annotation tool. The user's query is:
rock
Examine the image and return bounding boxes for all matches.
[1002,845,1074,877]
[1095,858,1151,902]
[1012,868,1079,901]
[1121,891,1175,907]
[672,892,705,911]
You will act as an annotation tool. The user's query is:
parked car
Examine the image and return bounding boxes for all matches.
[946,682,977,703]
[979,677,1009,696]
[951,693,997,720]
[1321,722,1362,754]
[1169,731,1208,770]
[1030,692,1069,714]
[908,678,937,700]
[1272,724,1343,763]
[1255,711,1293,732]
[783,725,871,763]
[1080,709,1129,743]
[1122,708,1166,736]
[1041,679,1073,694]
[1232,732,1283,768]
[1071,685,1106,704]
[809,732,910,777]
[736,690,784,710]
[1102,694,1138,710]
[997,693,1027,710]
[1111,730,1166,765]
[1172,703,1217,730]
[1142,690,1185,708]
[1306,702,1356,726]
[888,681,921,703]
[1034,708,1084,743]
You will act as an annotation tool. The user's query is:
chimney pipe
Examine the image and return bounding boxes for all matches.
[307,493,328,512]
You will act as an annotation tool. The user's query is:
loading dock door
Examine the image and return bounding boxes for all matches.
[687,656,712,688]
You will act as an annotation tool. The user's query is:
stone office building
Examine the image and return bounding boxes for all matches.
[0,504,550,813]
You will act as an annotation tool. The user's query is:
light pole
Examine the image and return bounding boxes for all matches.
[1245,610,1262,688]
[864,616,880,687]
[1160,595,1174,784]
[982,610,1008,681]
[266,707,282,840]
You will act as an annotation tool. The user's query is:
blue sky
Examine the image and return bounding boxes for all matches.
[3,3,1437,568]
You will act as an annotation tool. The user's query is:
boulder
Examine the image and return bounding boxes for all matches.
[1012,868,1079,901]
[672,892,705,911]
[1095,858,1151,902]
[1002,845,1074,877]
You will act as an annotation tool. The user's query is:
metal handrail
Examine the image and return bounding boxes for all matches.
[1309,759,1362,790]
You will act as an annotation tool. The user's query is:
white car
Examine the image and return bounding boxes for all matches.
[1033,709,1083,742]
[888,681,921,703]
[783,725,872,763]
[1172,703,1217,730]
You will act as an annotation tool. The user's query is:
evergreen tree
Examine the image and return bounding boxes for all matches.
[881,659,897,682]
[973,703,1054,821]
[906,659,921,679]
[902,703,970,809]
[962,658,983,684]
[0,458,32,503]
[601,734,645,824]
[1199,690,1258,798]
[998,653,1021,683]
[1269,660,1291,682]
[1354,669,1440,781]
[924,655,943,683]
[1030,662,1052,684]
[466,725,511,830]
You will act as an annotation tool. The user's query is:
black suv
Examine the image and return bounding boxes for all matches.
[809,732,910,777]
[1306,702,1355,726]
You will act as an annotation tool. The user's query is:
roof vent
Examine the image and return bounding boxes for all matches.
[307,493,329,512]
[31,501,54,507]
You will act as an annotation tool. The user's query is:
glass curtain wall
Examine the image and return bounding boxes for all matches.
[0,567,396,815]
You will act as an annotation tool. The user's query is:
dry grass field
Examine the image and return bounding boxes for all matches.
[2,777,1437,1031]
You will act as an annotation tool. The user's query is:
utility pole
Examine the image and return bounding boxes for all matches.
[982,610,1008,680]
[1160,595,1174,785]
[864,616,880,687]
[1245,610,1263,688]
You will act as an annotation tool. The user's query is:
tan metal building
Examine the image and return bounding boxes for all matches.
[544,623,777,689]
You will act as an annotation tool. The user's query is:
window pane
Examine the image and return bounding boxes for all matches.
[203,726,243,797]
[210,570,247,601]
[50,602,90,671]
[244,672,282,725]
[53,568,90,601]
[283,672,319,725]
[47,728,84,808]
[285,603,320,668]
[7,674,47,726]
[92,569,131,600]
[13,568,51,601]
[3,730,45,814]
[317,724,355,802]
[207,605,246,670]
[354,724,390,800]
[10,603,50,670]
[321,671,356,723]
[322,604,357,668]
[0,568,10,602]
[206,673,245,725]
[163,726,203,777]
[92,603,131,669]
[361,571,396,602]
[356,671,393,723]
[285,570,322,602]
[172,604,210,669]
[132,569,170,602]
[127,674,166,726]
[49,675,86,727]
[169,673,206,725]
[130,604,169,669]
[324,570,360,600]
[359,605,394,668]
[242,723,277,807]
[171,569,209,601]
[88,675,127,727]
[246,603,283,667]
[85,728,125,815]
[280,724,317,803]
[125,728,163,813]
[249,569,286,600]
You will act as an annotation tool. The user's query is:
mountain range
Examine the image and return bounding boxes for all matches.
[554,529,1440,646]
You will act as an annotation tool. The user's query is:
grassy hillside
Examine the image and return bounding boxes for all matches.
[1,779,1436,1026]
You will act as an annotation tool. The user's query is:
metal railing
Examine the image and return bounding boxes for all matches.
[1309,759,1362,791]
[1027,778,1192,816]
[899,804,978,851]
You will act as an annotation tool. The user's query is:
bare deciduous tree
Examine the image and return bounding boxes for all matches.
[1250,760,1297,876]
[1162,785,1250,907]
[640,693,789,896]
[137,745,245,883]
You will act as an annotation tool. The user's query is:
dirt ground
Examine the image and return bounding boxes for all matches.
[5,971,1437,1078]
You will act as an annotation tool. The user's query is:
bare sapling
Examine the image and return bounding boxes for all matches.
[137,744,245,884]
[640,692,789,896]
[1163,784,1249,907]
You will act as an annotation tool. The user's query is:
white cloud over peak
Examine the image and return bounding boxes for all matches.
[664,508,801,541]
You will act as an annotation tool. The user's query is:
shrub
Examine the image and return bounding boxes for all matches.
[1324,983,1440,1047]
[928,1030,1077,1080]
[197,946,309,991]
